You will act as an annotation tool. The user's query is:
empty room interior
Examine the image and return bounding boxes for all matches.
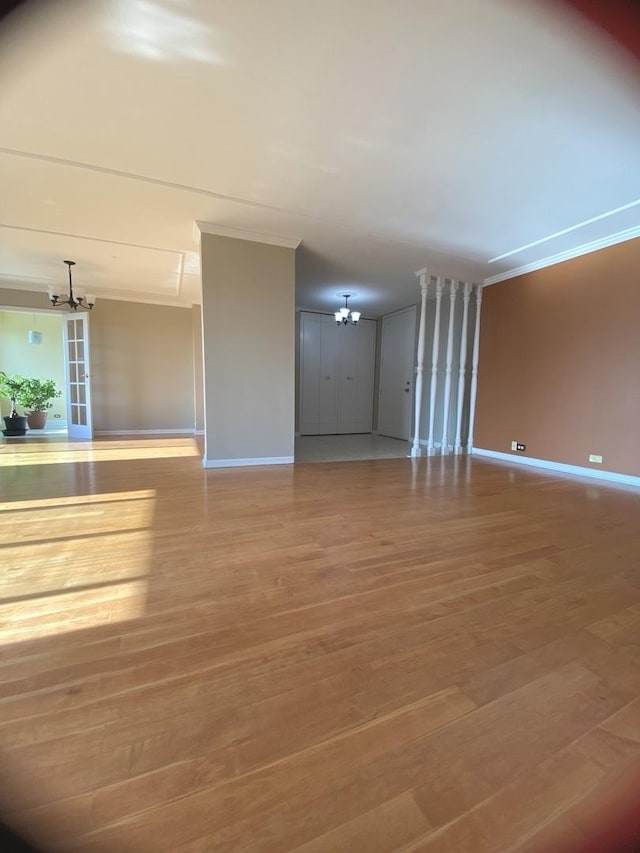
[1,1,640,851]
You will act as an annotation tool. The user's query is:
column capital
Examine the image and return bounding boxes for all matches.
[416,269,429,294]
[435,277,444,296]
[462,281,473,300]
[449,280,459,294]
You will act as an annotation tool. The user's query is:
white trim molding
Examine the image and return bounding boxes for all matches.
[466,285,483,453]
[419,439,454,452]
[472,448,640,489]
[484,224,640,287]
[426,277,444,456]
[196,221,301,249]
[440,279,458,454]
[410,269,429,458]
[488,199,640,263]
[454,282,472,454]
[202,456,294,469]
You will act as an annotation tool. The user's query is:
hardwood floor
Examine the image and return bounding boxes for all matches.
[1,435,639,852]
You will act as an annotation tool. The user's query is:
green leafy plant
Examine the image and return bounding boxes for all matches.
[0,371,27,417]
[16,377,62,412]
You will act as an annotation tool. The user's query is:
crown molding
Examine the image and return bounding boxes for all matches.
[0,277,194,310]
[483,224,640,287]
[195,221,301,249]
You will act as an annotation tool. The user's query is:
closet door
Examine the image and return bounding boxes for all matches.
[300,313,339,434]
[337,319,376,434]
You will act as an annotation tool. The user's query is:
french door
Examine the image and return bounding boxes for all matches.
[63,313,93,439]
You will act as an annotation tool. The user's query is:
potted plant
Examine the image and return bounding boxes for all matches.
[17,377,62,430]
[0,371,28,436]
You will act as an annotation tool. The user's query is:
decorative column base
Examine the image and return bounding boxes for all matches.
[409,443,422,458]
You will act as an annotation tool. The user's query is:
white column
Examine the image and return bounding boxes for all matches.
[410,269,429,457]
[440,280,458,454]
[454,282,472,454]
[426,277,444,456]
[466,284,483,454]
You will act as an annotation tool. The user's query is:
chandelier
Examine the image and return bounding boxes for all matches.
[334,293,361,326]
[48,260,96,311]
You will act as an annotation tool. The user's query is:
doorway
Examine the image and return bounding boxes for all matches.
[377,306,417,440]
[0,308,67,434]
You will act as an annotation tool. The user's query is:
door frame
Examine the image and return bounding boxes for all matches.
[63,312,94,439]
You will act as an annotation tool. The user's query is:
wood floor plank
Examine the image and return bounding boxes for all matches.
[0,436,639,851]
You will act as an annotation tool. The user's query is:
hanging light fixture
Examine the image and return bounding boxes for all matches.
[28,313,43,345]
[47,260,96,311]
[334,293,361,326]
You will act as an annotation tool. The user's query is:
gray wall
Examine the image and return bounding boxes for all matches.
[192,304,204,432]
[200,234,296,464]
[90,298,194,432]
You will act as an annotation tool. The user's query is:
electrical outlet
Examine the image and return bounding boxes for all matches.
[511,441,517,451]
[589,454,603,464]
[516,443,526,452]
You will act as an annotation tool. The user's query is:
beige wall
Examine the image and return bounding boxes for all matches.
[200,233,296,464]
[90,299,194,432]
[0,286,195,432]
[0,289,48,312]
[0,309,66,419]
[475,237,640,477]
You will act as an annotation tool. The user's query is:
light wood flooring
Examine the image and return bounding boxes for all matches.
[1,436,640,852]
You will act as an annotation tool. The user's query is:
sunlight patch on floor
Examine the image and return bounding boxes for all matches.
[0,439,200,466]
[0,578,149,644]
[0,489,156,644]
[0,488,157,512]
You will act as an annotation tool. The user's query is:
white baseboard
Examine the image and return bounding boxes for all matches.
[418,439,456,452]
[472,448,640,489]
[194,429,204,435]
[202,456,294,469]
[95,429,196,436]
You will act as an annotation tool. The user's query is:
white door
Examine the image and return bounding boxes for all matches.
[337,319,376,433]
[63,313,93,439]
[300,313,339,434]
[378,306,416,440]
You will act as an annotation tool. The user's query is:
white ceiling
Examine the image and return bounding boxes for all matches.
[0,0,638,316]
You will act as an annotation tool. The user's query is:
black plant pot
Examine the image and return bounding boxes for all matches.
[2,415,28,437]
